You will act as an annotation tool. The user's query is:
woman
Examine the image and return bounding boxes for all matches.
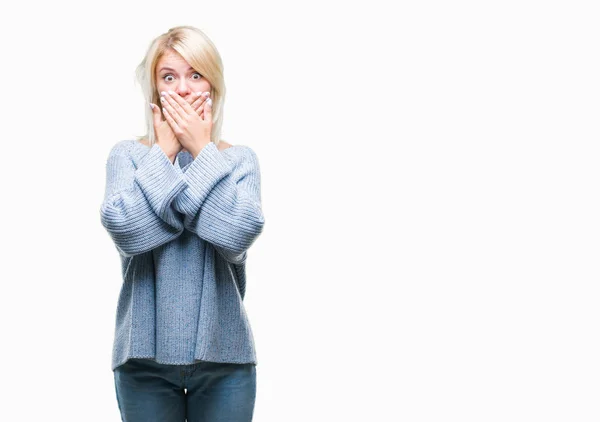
[100,25,265,422]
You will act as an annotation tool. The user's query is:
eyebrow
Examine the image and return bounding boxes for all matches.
[158,66,195,72]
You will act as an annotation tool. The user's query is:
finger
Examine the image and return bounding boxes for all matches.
[162,106,181,134]
[203,97,213,122]
[164,90,194,117]
[160,93,184,127]
[190,92,209,113]
[150,103,162,128]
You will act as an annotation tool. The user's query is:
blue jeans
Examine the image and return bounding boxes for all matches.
[113,358,256,422]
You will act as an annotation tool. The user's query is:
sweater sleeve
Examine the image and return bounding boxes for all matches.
[100,142,187,257]
[172,142,265,265]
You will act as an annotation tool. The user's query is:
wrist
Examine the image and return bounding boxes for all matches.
[189,141,211,160]
[157,143,179,163]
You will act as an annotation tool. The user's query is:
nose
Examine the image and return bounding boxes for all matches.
[175,79,191,98]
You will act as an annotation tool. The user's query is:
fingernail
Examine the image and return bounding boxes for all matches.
[160,91,166,96]
[149,103,155,109]
[207,98,212,106]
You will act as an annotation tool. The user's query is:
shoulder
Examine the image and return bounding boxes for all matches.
[107,140,133,156]
[106,140,142,163]
[217,140,254,156]
[217,139,259,161]
[223,143,259,163]
[217,140,233,151]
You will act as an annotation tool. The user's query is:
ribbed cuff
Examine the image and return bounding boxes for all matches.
[173,142,234,216]
[134,144,187,220]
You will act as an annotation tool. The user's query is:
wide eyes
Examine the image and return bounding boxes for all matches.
[163,72,202,82]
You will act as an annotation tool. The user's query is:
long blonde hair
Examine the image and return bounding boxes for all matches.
[134,25,226,147]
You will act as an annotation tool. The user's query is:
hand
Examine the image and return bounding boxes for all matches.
[150,102,182,162]
[188,91,211,120]
[150,92,209,159]
[181,92,210,152]
[160,90,213,158]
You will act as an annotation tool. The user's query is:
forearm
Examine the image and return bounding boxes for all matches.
[173,143,265,261]
[100,142,187,256]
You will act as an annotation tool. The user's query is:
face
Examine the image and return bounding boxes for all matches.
[155,49,212,104]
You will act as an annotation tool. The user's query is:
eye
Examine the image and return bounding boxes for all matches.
[161,72,202,82]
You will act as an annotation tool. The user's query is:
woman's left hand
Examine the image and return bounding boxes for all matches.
[160,90,213,158]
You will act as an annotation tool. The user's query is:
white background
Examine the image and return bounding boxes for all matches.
[0,0,598,421]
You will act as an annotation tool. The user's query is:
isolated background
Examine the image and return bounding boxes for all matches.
[0,0,598,420]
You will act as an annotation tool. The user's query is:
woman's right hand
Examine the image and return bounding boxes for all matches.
[151,102,182,162]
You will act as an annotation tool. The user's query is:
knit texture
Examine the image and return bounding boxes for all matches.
[100,140,264,371]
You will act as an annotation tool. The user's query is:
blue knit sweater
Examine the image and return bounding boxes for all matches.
[100,140,265,371]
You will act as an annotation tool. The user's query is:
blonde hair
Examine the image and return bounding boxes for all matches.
[134,25,226,148]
